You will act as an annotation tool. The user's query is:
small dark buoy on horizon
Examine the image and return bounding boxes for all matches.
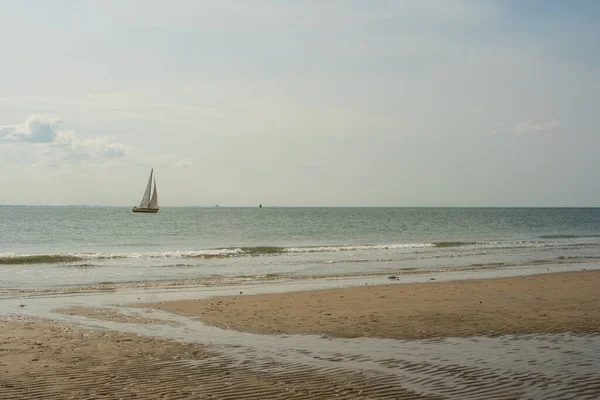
[259,204,262,208]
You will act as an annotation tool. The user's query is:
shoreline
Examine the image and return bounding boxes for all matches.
[2,261,598,295]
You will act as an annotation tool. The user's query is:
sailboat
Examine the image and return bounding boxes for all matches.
[132,169,159,213]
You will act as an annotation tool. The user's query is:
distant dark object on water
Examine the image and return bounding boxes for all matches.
[259,204,262,208]
[388,275,397,280]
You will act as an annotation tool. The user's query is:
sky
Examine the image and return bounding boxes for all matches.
[0,0,599,207]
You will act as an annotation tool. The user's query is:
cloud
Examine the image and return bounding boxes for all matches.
[0,114,62,142]
[0,114,127,163]
[58,134,127,160]
[0,114,190,167]
[509,120,561,136]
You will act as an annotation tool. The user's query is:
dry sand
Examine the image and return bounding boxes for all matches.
[151,270,600,339]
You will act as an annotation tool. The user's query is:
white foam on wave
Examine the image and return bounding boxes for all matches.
[0,249,246,261]
[0,244,434,261]
[80,249,247,259]
[2,236,597,264]
[285,243,435,253]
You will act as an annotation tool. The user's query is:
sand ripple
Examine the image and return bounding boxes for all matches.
[1,318,599,399]
[1,272,599,399]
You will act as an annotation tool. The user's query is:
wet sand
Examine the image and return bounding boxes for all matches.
[150,270,600,339]
[1,271,599,399]
[0,319,211,399]
[0,318,434,399]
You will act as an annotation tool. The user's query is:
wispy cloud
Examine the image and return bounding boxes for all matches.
[509,120,561,136]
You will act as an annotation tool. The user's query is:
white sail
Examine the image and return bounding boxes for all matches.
[139,169,153,207]
[148,176,158,209]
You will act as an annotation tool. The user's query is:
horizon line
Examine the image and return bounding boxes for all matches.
[1,204,600,209]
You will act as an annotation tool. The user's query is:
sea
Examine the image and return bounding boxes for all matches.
[2,206,600,290]
[2,206,600,399]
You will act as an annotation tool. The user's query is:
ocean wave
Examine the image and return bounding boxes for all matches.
[539,234,600,239]
[0,254,83,265]
[284,243,435,253]
[0,245,431,265]
[1,237,598,265]
[431,241,476,248]
[0,250,244,265]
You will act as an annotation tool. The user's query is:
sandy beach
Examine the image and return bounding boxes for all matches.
[1,270,599,399]
[2,319,432,399]
[150,270,600,339]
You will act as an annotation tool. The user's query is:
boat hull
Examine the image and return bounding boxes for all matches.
[132,207,159,213]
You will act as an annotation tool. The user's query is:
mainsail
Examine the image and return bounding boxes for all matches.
[133,169,159,213]
[148,176,158,209]
[139,169,153,208]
